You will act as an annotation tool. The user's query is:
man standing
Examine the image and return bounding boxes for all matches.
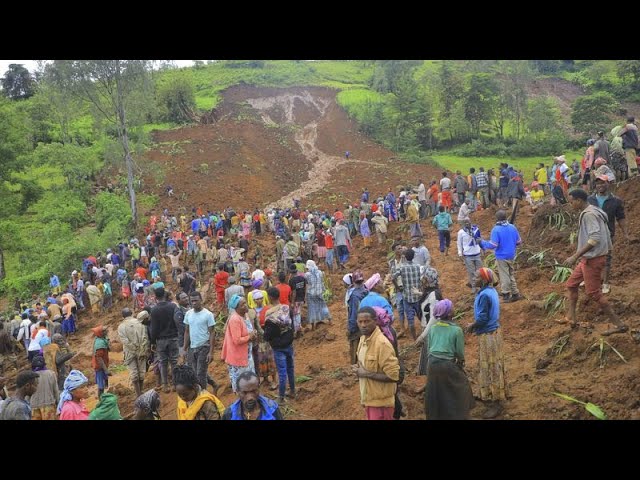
[617,116,638,177]
[0,370,39,420]
[346,271,368,364]
[334,220,352,269]
[388,245,406,335]
[432,205,453,256]
[587,176,629,294]
[594,130,610,163]
[221,371,283,420]
[224,277,244,311]
[149,288,179,393]
[481,210,523,303]
[457,220,482,292]
[351,307,400,420]
[453,170,467,212]
[411,236,431,269]
[214,264,230,307]
[562,189,628,335]
[417,179,427,220]
[117,307,149,397]
[475,167,489,209]
[183,291,218,392]
[392,249,422,340]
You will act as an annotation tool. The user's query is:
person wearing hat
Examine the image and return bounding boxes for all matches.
[587,176,629,294]
[346,270,368,364]
[466,267,507,419]
[91,325,110,397]
[563,189,628,336]
[592,158,616,183]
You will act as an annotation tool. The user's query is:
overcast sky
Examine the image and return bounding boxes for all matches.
[0,60,199,75]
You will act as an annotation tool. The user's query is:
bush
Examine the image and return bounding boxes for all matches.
[95,192,132,232]
[450,139,508,157]
[506,134,569,157]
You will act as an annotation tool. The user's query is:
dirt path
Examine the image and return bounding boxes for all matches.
[246,91,383,210]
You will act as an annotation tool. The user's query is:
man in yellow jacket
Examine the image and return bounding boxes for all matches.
[352,307,400,420]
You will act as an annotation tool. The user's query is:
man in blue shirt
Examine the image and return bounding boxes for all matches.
[222,371,283,420]
[481,210,523,303]
[182,291,217,392]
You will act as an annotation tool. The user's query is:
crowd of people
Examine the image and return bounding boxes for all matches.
[0,117,636,420]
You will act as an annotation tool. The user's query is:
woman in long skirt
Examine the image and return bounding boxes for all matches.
[415,268,443,379]
[424,299,474,420]
[248,292,277,390]
[304,260,330,330]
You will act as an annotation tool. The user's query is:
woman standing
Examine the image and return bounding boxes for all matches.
[466,267,507,419]
[304,260,331,330]
[221,295,257,393]
[424,299,474,420]
[247,291,277,390]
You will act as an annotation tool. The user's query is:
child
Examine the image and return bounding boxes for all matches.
[91,325,110,397]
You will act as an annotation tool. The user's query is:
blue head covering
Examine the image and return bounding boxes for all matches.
[57,370,89,414]
[228,294,242,310]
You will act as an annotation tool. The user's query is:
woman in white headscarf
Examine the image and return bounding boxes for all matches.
[304,260,331,330]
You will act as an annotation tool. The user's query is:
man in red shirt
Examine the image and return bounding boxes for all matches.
[214,263,230,307]
[276,272,292,306]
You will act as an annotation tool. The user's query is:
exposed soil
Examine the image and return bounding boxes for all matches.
[7,85,640,421]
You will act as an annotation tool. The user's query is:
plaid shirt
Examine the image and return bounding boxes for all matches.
[475,171,489,188]
[393,262,422,303]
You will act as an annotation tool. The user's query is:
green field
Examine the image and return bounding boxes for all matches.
[406,150,584,182]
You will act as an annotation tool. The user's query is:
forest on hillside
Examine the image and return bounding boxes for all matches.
[1,60,638,298]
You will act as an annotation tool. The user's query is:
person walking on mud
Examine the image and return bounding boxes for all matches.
[587,176,629,295]
[466,268,507,419]
[561,189,628,336]
[480,210,523,303]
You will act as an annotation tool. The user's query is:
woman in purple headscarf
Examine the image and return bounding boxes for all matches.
[423,299,474,420]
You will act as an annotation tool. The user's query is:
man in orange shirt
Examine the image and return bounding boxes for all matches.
[214,263,230,307]
[275,272,291,306]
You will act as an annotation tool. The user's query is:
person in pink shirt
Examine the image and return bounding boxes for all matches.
[221,295,257,393]
[57,370,90,420]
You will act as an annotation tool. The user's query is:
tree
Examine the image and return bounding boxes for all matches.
[157,73,197,123]
[437,61,464,141]
[617,60,640,87]
[527,97,561,137]
[46,60,153,227]
[1,64,35,100]
[570,92,619,135]
[464,73,497,137]
[414,92,434,150]
[370,61,421,94]
[389,72,419,150]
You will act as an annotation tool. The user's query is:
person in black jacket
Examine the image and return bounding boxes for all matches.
[149,288,178,393]
[263,287,295,403]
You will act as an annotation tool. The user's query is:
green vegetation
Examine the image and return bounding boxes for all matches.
[1,59,638,298]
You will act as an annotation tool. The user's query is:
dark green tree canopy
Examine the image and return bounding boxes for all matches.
[1,64,36,100]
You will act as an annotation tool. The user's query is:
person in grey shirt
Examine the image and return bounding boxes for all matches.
[334,221,352,269]
[411,236,431,269]
[225,277,245,313]
[562,189,627,336]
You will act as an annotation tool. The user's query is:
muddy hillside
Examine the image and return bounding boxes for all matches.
[5,86,640,420]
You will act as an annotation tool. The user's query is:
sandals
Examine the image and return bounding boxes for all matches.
[602,325,629,336]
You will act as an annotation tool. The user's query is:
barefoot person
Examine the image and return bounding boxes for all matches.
[562,189,628,335]
[466,268,507,419]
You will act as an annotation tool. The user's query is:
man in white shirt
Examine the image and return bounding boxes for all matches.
[457,220,482,292]
[458,198,472,223]
[417,179,427,220]
[411,236,431,269]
